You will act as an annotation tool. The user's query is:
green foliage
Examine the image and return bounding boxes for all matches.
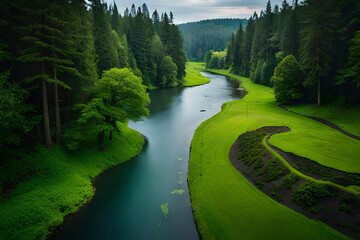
[159,56,178,87]
[276,173,299,190]
[204,50,213,68]
[0,122,144,240]
[291,181,335,208]
[270,55,303,103]
[91,0,119,74]
[160,203,169,219]
[237,131,266,166]
[337,203,353,213]
[257,157,288,183]
[171,189,184,195]
[337,31,360,88]
[77,68,150,148]
[206,51,227,69]
[0,71,39,146]
[178,19,248,60]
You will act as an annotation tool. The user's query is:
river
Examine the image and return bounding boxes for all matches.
[54,72,244,240]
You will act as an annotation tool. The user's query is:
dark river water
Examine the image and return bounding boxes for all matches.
[54,72,243,240]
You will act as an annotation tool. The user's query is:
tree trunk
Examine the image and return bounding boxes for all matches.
[98,131,108,151]
[109,130,113,140]
[54,66,61,144]
[317,78,321,105]
[42,62,52,149]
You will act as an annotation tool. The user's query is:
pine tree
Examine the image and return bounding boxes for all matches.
[152,10,161,33]
[231,24,243,74]
[91,0,119,75]
[13,0,79,147]
[301,0,340,105]
[130,4,136,17]
[241,17,255,76]
[142,3,150,18]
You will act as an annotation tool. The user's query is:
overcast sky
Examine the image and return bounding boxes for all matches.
[105,0,286,24]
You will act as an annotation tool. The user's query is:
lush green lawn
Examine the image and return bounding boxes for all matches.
[0,123,144,240]
[287,103,360,137]
[189,68,360,239]
[182,62,210,87]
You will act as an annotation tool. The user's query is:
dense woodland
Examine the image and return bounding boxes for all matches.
[178,18,247,61]
[206,0,360,105]
[0,0,186,152]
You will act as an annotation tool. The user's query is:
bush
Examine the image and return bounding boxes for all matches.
[257,157,288,182]
[291,181,334,208]
[276,173,299,190]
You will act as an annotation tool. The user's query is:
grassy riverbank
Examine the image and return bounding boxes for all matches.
[182,62,210,87]
[188,68,360,239]
[0,122,144,240]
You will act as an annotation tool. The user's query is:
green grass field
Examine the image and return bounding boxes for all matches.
[287,103,360,137]
[0,123,144,240]
[182,62,210,87]
[188,68,360,239]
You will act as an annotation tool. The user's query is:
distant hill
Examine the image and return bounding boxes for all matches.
[178,18,248,61]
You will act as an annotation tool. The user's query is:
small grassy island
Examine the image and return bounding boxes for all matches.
[188,68,360,240]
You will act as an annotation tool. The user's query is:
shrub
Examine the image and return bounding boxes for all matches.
[276,173,299,190]
[291,181,334,208]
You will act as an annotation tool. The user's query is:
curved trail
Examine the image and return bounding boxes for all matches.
[228,127,360,239]
[280,105,360,141]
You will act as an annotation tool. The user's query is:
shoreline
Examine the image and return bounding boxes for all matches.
[47,134,147,239]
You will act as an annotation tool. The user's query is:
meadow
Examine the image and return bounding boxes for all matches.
[188,68,360,239]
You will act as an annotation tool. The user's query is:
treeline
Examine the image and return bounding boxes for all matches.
[178,18,247,61]
[225,0,360,104]
[0,0,186,151]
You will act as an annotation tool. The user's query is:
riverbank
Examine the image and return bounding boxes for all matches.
[188,68,360,239]
[182,62,210,87]
[0,122,145,240]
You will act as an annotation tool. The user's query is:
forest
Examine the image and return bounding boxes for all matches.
[205,0,360,105]
[178,18,247,61]
[1,0,360,239]
[0,0,186,152]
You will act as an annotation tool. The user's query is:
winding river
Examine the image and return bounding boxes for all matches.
[54,72,243,240]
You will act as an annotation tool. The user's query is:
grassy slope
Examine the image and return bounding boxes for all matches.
[182,62,210,87]
[287,103,360,136]
[189,68,360,240]
[0,123,144,240]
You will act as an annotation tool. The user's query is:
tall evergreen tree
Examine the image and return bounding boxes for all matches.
[91,0,119,75]
[231,24,243,74]
[301,0,340,105]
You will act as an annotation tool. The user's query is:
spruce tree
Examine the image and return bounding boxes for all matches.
[232,24,244,74]
[301,0,340,105]
[90,0,119,75]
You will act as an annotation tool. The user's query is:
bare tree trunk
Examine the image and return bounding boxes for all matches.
[317,78,321,105]
[98,131,108,151]
[54,66,61,144]
[42,62,52,148]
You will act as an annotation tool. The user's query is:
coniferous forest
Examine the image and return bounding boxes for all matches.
[206,0,360,105]
[1,0,360,239]
[178,18,247,61]
[0,0,186,151]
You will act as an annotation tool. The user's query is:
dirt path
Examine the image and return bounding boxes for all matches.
[229,126,360,239]
[280,105,360,141]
